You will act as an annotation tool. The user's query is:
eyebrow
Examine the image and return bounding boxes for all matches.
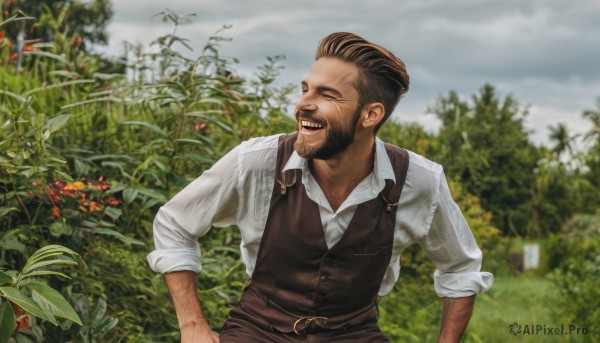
[301,81,343,98]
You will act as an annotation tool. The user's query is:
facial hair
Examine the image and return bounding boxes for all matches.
[294,106,362,160]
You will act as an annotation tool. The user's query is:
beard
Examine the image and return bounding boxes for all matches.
[294,106,361,160]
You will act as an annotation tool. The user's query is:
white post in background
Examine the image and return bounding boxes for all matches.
[523,243,540,270]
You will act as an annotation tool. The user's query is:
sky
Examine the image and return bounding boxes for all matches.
[100,0,600,148]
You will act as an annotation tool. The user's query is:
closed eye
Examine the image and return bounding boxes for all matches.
[321,92,336,100]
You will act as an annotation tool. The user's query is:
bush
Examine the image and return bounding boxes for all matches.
[549,214,600,338]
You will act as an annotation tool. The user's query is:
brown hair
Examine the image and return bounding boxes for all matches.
[315,32,409,132]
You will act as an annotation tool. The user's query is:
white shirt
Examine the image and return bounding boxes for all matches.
[148,134,493,297]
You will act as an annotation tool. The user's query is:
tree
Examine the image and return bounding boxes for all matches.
[430,84,540,236]
[580,98,600,213]
[2,0,113,52]
[582,97,600,144]
[548,122,576,162]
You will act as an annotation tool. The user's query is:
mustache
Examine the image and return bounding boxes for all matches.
[295,110,326,125]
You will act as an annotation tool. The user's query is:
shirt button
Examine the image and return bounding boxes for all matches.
[320,275,327,282]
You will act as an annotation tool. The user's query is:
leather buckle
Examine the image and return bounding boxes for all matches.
[293,316,328,335]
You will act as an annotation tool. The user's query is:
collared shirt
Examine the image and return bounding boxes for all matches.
[148,134,493,297]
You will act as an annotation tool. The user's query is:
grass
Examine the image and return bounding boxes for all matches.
[465,274,596,343]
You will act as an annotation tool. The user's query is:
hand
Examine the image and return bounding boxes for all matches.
[181,325,219,343]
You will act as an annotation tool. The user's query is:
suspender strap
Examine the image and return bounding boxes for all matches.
[381,143,410,211]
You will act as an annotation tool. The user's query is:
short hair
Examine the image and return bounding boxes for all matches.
[315,32,409,132]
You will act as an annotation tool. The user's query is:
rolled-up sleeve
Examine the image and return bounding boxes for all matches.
[422,171,494,297]
[147,145,240,273]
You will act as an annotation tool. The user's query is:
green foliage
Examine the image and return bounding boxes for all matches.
[549,214,600,338]
[1,8,294,341]
[431,85,541,236]
[0,245,81,340]
[378,120,440,157]
[2,0,113,52]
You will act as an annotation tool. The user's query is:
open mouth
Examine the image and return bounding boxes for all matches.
[300,120,324,131]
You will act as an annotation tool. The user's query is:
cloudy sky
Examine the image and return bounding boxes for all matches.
[101,0,600,148]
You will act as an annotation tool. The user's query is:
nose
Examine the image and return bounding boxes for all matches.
[296,92,317,112]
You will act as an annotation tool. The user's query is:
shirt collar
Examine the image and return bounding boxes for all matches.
[282,136,397,185]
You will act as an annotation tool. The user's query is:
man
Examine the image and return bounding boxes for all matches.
[148,32,493,342]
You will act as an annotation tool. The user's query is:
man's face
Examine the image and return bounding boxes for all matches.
[294,57,362,160]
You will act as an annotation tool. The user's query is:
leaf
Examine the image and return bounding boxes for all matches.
[0,301,16,343]
[78,227,144,247]
[0,271,13,285]
[0,207,19,218]
[184,112,233,133]
[174,153,214,164]
[21,246,78,277]
[88,297,118,337]
[14,332,36,343]
[43,115,69,134]
[22,259,77,277]
[175,138,209,146]
[122,188,138,205]
[0,287,51,324]
[135,187,167,202]
[23,80,95,97]
[60,96,125,109]
[49,222,72,238]
[0,89,26,103]
[103,207,122,220]
[122,121,167,138]
[17,271,71,279]
[25,282,82,325]
[24,50,69,64]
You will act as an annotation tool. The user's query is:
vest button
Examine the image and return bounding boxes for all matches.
[320,275,327,282]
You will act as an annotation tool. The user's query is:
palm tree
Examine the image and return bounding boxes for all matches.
[548,122,577,162]
[583,97,600,144]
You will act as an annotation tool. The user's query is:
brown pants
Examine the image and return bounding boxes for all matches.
[220,316,389,343]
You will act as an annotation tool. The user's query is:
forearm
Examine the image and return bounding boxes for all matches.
[438,295,476,343]
[164,271,218,342]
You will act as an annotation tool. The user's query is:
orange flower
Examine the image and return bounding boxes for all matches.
[107,197,120,206]
[64,181,85,191]
[51,207,60,218]
[89,201,102,212]
[22,44,37,52]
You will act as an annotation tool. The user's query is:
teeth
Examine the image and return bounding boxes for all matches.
[301,120,323,128]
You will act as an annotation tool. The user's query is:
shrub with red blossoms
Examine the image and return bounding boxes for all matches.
[30,177,120,220]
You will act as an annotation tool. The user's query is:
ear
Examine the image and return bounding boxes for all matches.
[360,103,385,129]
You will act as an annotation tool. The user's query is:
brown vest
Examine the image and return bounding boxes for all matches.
[226,133,409,334]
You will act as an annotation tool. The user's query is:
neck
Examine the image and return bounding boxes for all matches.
[309,133,376,210]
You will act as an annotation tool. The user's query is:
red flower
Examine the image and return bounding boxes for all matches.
[11,304,30,331]
[15,313,29,331]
